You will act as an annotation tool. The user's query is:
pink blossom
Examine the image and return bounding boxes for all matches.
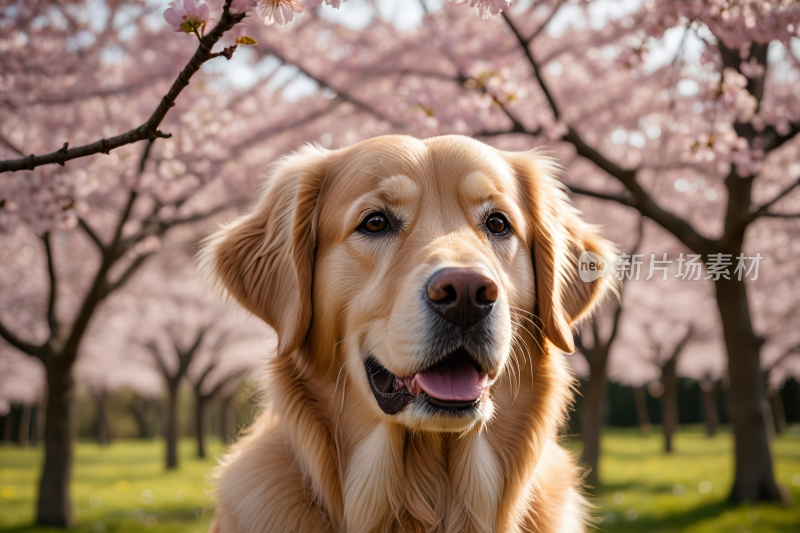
[739,60,766,79]
[163,0,210,34]
[258,0,304,25]
[230,0,256,15]
[545,121,569,142]
[450,0,512,20]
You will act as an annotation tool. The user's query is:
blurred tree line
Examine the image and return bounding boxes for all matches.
[568,377,800,438]
[1,383,260,450]
[5,377,797,451]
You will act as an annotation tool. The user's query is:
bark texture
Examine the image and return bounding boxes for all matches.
[165,385,179,470]
[580,374,607,486]
[93,391,110,446]
[36,361,75,526]
[701,381,719,438]
[715,276,786,502]
[633,386,651,436]
[660,358,679,453]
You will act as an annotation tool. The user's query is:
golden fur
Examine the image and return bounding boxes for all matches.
[200,135,615,533]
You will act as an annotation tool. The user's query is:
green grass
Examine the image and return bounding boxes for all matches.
[580,425,800,532]
[0,439,221,532]
[0,427,799,532]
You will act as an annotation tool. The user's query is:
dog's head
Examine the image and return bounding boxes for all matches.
[202,135,612,433]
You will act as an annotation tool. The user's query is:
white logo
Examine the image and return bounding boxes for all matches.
[579,251,609,282]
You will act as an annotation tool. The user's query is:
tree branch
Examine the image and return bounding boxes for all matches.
[752,175,800,218]
[0,6,246,173]
[60,188,139,361]
[0,133,24,157]
[0,318,45,358]
[194,361,217,393]
[41,232,59,336]
[501,12,561,120]
[108,190,138,259]
[567,185,634,205]
[176,330,206,378]
[266,47,404,129]
[145,342,172,380]
[499,13,715,255]
[527,1,564,43]
[210,368,249,398]
[77,218,106,251]
[755,212,800,219]
[103,252,156,297]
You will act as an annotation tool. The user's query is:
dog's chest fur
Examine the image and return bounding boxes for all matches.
[340,425,505,533]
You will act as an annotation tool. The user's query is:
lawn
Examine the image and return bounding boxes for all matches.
[0,426,798,532]
[583,426,800,533]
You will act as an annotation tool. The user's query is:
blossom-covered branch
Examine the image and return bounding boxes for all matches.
[500,12,720,254]
[0,3,246,174]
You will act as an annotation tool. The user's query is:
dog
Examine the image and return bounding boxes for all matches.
[201,135,614,532]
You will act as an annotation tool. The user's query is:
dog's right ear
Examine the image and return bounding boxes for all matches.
[200,145,329,357]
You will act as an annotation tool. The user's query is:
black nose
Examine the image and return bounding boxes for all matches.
[426,267,498,329]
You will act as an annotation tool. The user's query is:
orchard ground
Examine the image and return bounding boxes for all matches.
[0,427,799,533]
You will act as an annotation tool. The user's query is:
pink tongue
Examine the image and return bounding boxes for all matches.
[413,359,488,401]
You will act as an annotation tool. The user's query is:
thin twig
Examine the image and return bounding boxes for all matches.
[0,5,246,173]
[41,232,59,336]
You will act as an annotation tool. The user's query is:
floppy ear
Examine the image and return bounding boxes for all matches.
[200,145,329,357]
[507,150,617,353]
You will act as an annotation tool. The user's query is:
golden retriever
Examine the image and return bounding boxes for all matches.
[201,135,614,533]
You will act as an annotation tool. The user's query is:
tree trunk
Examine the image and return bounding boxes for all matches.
[165,384,179,470]
[3,412,12,442]
[30,405,39,446]
[36,359,75,527]
[580,374,607,486]
[632,386,651,436]
[701,382,719,438]
[17,404,31,447]
[93,392,110,446]
[195,392,207,459]
[661,366,679,454]
[769,390,786,434]
[715,276,786,503]
[220,396,232,445]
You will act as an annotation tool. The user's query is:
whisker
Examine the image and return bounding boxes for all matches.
[510,311,545,354]
[329,341,346,408]
[510,318,536,388]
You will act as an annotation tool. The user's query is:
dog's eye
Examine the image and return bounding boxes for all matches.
[360,212,389,233]
[486,213,509,235]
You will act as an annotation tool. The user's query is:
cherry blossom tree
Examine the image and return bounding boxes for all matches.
[119,252,269,467]
[571,216,640,486]
[189,343,263,457]
[0,0,352,524]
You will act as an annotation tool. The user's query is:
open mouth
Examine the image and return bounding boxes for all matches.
[365,348,489,415]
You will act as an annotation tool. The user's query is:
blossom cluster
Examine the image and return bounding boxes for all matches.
[449,0,514,20]
[640,0,800,52]
[163,0,348,31]
[0,168,96,235]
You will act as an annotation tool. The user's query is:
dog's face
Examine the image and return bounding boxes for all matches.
[203,135,611,433]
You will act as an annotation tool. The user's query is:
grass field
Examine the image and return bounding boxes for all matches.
[1,426,799,532]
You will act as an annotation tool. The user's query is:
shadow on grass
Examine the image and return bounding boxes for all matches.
[1,507,214,533]
[591,481,686,495]
[597,499,732,532]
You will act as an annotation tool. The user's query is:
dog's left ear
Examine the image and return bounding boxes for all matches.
[506,150,616,353]
[199,145,328,357]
